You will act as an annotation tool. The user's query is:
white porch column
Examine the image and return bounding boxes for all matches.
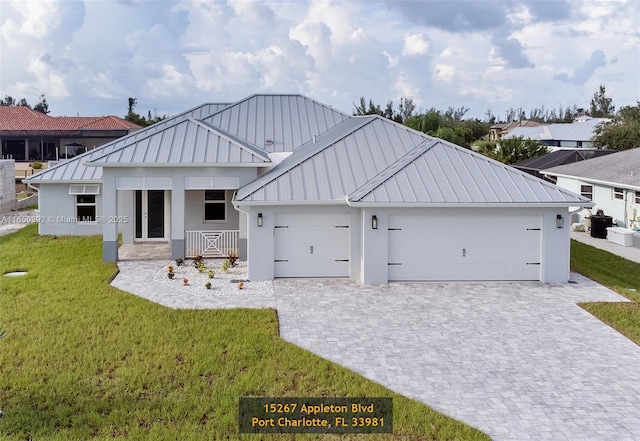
[170,177,185,260]
[102,171,118,261]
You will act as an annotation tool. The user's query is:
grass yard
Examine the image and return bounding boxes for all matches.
[0,225,490,441]
[571,239,640,345]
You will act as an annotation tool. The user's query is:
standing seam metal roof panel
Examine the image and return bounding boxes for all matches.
[347,141,591,205]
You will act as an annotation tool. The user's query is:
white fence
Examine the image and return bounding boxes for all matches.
[185,230,239,258]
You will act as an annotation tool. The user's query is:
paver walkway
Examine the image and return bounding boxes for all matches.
[274,275,640,441]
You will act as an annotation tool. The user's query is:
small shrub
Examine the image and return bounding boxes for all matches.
[175,258,185,266]
[183,278,189,286]
[228,252,239,267]
[221,260,230,272]
[167,272,175,279]
[237,281,244,290]
[30,161,43,170]
[207,269,215,279]
[193,255,204,265]
[205,282,211,290]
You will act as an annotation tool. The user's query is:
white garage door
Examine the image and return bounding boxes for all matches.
[388,211,541,281]
[274,212,350,277]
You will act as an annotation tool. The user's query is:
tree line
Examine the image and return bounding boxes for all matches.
[353,84,639,163]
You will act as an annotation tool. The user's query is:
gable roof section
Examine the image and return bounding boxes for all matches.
[544,147,640,190]
[200,94,350,153]
[235,116,433,204]
[24,102,237,183]
[86,118,270,167]
[347,140,592,206]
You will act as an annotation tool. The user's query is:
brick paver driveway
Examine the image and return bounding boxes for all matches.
[274,274,640,441]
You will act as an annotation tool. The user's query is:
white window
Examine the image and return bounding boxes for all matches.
[613,187,624,201]
[580,185,593,201]
[204,190,226,221]
[76,195,96,221]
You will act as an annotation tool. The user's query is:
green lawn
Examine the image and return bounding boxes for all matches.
[572,239,640,345]
[0,225,490,441]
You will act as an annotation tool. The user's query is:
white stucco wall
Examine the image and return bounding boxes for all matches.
[36,183,105,236]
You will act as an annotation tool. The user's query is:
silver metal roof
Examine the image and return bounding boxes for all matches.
[544,147,640,190]
[505,118,608,142]
[347,140,592,206]
[200,94,350,153]
[87,118,270,167]
[236,116,590,207]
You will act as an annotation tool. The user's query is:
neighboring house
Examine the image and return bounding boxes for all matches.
[504,116,609,150]
[488,120,542,141]
[0,106,141,162]
[543,148,640,229]
[24,94,591,284]
[513,149,618,182]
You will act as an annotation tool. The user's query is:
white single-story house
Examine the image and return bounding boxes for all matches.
[24,94,592,284]
[504,116,609,150]
[543,147,640,229]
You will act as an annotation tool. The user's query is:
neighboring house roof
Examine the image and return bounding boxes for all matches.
[86,118,270,167]
[491,120,542,132]
[505,118,608,142]
[544,147,640,190]
[513,149,618,172]
[236,115,591,207]
[200,94,350,153]
[0,106,141,133]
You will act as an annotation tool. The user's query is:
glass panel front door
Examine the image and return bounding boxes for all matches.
[135,190,166,240]
[147,190,165,238]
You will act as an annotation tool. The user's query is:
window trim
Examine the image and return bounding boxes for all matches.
[613,187,624,201]
[203,190,226,223]
[76,194,97,222]
[580,184,593,201]
[69,184,100,195]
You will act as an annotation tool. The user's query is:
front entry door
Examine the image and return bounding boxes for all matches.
[135,190,166,241]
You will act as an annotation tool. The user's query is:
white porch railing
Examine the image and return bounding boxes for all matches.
[185,230,239,258]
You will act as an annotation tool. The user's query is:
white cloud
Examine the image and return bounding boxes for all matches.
[0,0,636,120]
[402,33,429,56]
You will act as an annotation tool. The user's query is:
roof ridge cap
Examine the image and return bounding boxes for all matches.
[191,119,270,162]
[348,139,438,202]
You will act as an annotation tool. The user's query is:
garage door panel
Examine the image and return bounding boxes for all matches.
[388,212,541,281]
[274,212,350,278]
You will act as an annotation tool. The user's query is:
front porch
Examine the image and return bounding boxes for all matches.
[118,229,240,261]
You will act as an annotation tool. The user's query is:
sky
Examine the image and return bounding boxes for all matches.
[1,0,638,121]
